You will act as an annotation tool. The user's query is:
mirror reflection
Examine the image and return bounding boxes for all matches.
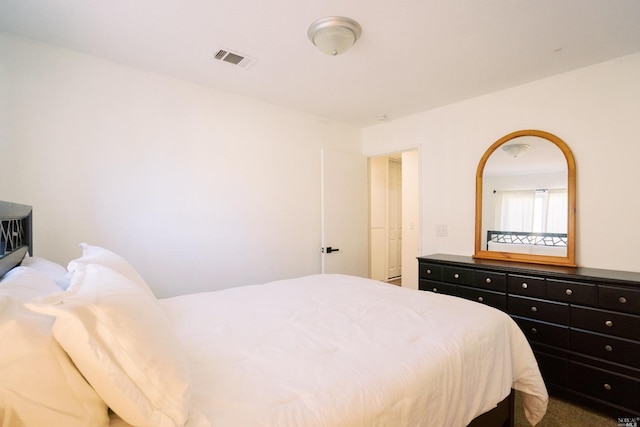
[482,136,567,256]
[474,130,576,267]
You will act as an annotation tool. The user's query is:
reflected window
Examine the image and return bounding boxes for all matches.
[494,189,567,234]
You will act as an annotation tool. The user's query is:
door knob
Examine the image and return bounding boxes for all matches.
[323,246,340,254]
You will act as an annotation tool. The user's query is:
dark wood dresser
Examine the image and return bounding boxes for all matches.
[417,254,640,417]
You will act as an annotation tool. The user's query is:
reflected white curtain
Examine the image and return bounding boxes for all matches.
[495,189,567,233]
[546,189,568,233]
[495,190,535,232]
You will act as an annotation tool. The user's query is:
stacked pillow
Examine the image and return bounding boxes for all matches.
[21,253,71,289]
[66,243,155,296]
[0,267,109,426]
[2,244,194,427]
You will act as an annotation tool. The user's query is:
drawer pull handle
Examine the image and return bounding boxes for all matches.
[432,288,438,293]
[531,306,538,312]
[478,296,484,302]
[426,269,432,274]
[485,278,492,284]
[565,289,573,296]
[619,296,627,304]
[605,345,613,352]
[454,273,460,279]
[603,383,612,391]
[605,320,613,327]
[531,328,538,334]
[521,283,528,289]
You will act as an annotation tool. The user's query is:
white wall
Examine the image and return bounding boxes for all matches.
[0,33,362,297]
[363,52,640,273]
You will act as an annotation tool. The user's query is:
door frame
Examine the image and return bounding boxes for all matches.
[368,148,421,288]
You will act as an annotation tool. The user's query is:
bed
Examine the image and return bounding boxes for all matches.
[0,201,548,427]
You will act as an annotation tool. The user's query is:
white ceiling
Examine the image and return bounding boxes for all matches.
[1,0,639,127]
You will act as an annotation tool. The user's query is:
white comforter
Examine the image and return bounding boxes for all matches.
[115,274,548,427]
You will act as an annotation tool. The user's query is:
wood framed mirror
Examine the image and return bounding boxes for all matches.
[474,129,576,267]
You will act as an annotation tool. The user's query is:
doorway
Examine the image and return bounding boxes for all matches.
[368,149,419,289]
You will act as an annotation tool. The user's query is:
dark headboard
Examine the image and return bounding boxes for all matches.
[0,201,33,278]
[486,230,568,249]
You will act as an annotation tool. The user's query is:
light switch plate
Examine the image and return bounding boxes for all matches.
[435,224,448,237]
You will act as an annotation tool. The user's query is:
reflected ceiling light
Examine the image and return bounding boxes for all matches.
[307,16,362,56]
[502,143,530,158]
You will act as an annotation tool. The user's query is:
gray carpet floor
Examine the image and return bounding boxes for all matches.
[514,391,620,426]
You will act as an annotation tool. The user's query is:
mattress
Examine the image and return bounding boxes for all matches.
[109,274,546,426]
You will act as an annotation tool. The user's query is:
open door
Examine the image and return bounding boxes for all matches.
[320,149,368,277]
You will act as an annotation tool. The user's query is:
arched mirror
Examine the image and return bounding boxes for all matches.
[474,130,576,267]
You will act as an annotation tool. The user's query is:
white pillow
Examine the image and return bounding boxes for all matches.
[0,267,109,427]
[21,253,71,289]
[67,243,155,296]
[26,263,191,427]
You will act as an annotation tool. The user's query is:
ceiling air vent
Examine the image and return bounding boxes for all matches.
[213,48,258,69]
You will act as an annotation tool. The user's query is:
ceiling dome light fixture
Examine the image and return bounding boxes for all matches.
[501,143,531,158]
[307,16,362,56]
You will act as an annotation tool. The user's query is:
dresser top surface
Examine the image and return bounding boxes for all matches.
[418,254,640,286]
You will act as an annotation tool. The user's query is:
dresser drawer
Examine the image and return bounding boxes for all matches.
[508,274,546,298]
[572,306,640,341]
[442,266,474,286]
[420,280,457,296]
[513,316,569,348]
[599,285,640,315]
[473,271,507,292]
[457,286,506,311]
[547,279,596,306]
[508,295,569,325]
[570,329,640,369]
[419,263,443,281]
[536,352,568,386]
[569,361,640,413]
